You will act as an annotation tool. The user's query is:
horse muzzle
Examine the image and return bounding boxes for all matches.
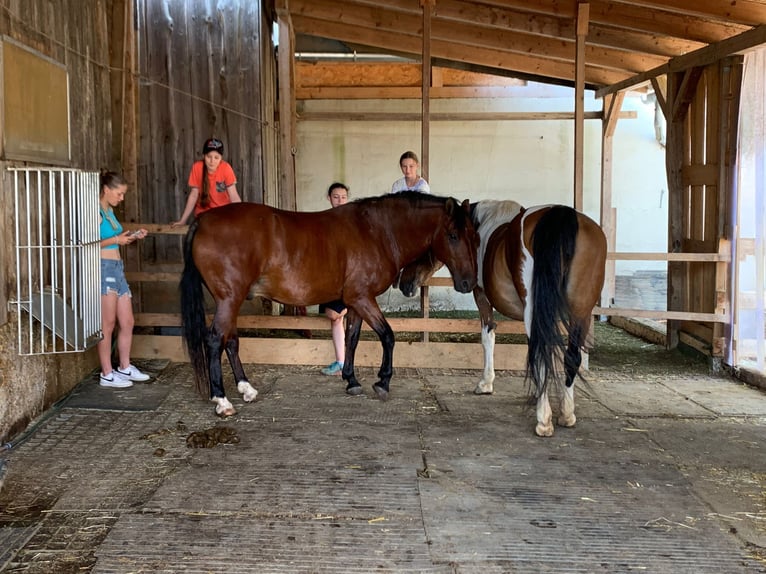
[454,276,478,294]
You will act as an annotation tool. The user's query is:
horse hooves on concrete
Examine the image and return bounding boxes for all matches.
[372,384,389,401]
[346,385,364,396]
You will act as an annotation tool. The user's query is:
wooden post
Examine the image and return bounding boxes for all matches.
[109,0,141,307]
[420,0,434,181]
[666,67,703,349]
[573,3,589,211]
[600,91,624,309]
[276,1,297,211]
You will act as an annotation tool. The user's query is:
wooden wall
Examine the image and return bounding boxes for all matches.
[665,57,743,360]
[135,0,274,264]
[0,0,115,442]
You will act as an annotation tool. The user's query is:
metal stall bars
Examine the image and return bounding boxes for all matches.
[7,168,101,355]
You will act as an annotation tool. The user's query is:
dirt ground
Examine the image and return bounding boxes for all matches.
[0,323,765,573]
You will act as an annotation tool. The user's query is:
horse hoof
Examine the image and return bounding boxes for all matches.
[558,414,576,428]
[474,382,494,395]
[346,385,364,396]
[215,405,237,417]
[372,384,389,401]
[535,423,554,437]
[237,381,258,403]
[212,397,236,417]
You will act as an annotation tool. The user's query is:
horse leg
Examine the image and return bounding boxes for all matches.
[224,334,258,403]
[206,323,236,416]
[343,309,364,396]
[348,300,394,401]
[371,319,395,401]
[558,326,584,428]
[535,384,555,437]
[473,287,497,395]
[207,302,242,417]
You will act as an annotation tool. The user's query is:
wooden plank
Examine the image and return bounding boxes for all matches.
[133,312,528,334]
[297,110,637,120]
[594,307,727,322]
[131,336,529,370]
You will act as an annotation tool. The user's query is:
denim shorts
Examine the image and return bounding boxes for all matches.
[101,259,132,297]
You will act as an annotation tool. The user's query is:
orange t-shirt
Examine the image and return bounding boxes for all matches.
[187,160,237,216]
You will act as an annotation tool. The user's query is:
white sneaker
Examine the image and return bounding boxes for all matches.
[99,372,133,388]
[116,364,151,382]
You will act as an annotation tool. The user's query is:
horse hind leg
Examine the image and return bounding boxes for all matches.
[535,385,555,437]
[207,324,236,417]
[225,334,258,403]
[557,334,583,428]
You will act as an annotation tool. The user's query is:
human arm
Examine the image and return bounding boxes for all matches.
[226,183,242,203]
[100,230,147,248]
[172,188,199,227]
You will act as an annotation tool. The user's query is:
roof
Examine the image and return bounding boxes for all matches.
[286,0,766,95]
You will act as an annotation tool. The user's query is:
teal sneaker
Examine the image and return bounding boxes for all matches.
[321,361,343,376]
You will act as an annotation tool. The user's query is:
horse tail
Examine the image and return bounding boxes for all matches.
[527,206,579,396]
[179,219,211,397]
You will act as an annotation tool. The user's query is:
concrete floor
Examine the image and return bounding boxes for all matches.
[1,330,765,573]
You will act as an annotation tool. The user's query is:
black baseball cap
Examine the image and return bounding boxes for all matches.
[202,138,224,155]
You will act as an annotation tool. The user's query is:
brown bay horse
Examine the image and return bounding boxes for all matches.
[180,192,479,416]
[397,200,607,436]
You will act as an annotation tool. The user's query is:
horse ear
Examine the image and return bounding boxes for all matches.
[445,197,456,215]
[461,199,471,212]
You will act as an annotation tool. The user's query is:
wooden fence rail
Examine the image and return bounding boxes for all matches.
[123,224,728,367]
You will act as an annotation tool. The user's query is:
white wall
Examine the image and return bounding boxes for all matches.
[294,82,668,311]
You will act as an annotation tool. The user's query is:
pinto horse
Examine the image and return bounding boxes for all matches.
[180,192,479,416]
[397,200,606,436]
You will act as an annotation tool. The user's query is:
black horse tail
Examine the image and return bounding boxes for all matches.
[179,219,211,397]
[527,206,579,397]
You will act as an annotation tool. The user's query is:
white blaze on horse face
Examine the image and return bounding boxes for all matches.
[237,381,258,402]
[475,325,496,394]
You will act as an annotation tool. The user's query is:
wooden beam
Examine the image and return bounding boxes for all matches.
[573,3,589,211]
[277,4,297,210]
[296,111,638,121]
[291,14,632,87]
[650,75,668,118]
[421,0,434,181]
[131,336,528,370]
[596,24,766,98]
[600,91,624,308]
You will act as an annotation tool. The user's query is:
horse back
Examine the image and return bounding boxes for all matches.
[192,203,356,304]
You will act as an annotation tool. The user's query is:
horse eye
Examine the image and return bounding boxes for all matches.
[448,232,458,242]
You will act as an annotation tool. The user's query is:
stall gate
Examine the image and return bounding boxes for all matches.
[7,168,102,355]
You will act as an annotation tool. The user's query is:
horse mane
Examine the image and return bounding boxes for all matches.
[352,191,449,207]
[352,192,471,230]
[473,199,524,231]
